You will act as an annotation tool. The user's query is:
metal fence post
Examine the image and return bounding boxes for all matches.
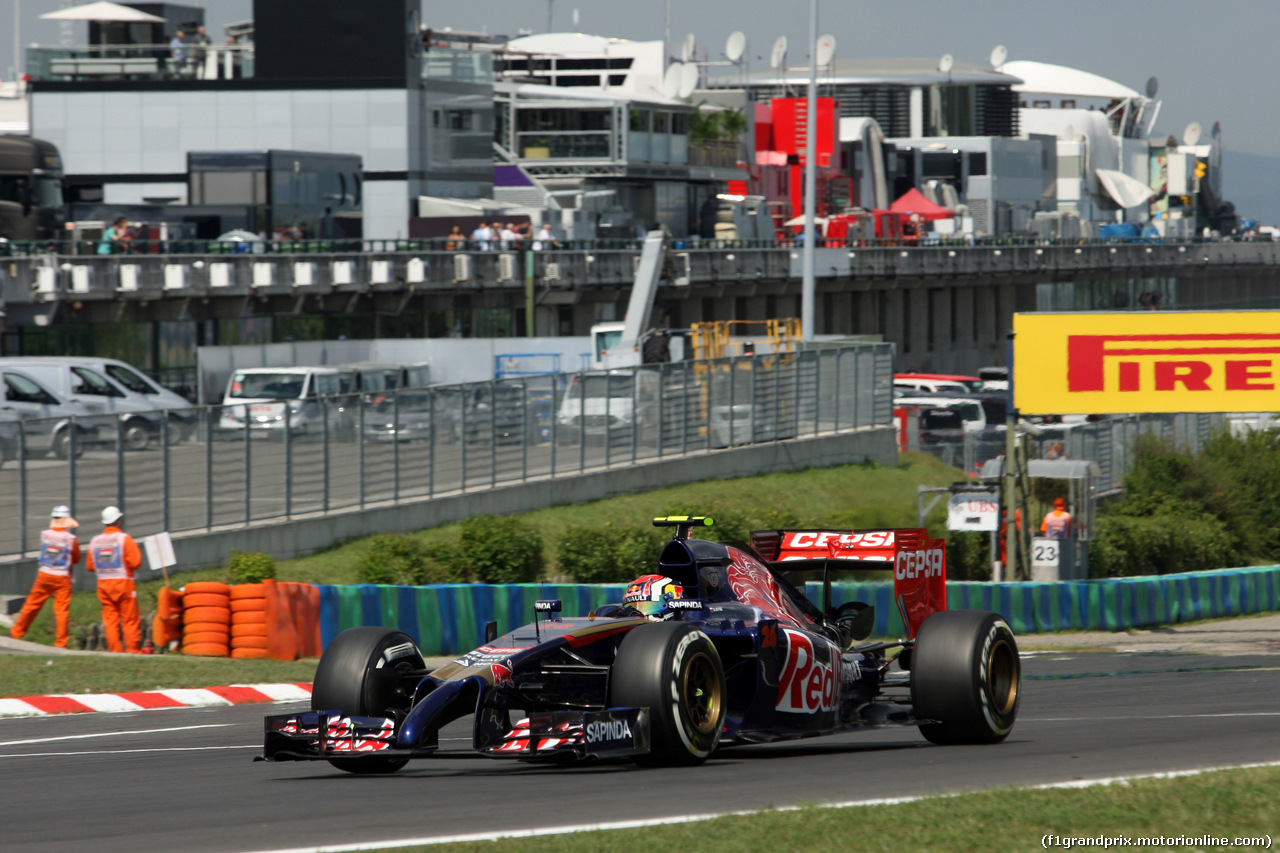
[814,352,822,435]
[244,407,252,523]
[521,378,529,481]
[358,396,366,507]
[18,429,27,555]
[322,398,329,513]
[161,415,170,531]
[428,390,435,498]
[284,409,292,518]
[393,390,401,502]
[829,348,839,432]
[115,414,125,510]
[489,381,497,488]
[205,408,213,529]
[657,366,665,459]
[68,418,78,521]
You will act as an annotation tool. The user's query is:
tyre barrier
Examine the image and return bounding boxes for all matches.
[153,587,184,649]
[181,583,230,657]
[229,585,267,658]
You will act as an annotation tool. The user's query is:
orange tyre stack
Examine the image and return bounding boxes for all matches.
[229,584,269,659]
[153,587,184,650]
[181,582,231,656]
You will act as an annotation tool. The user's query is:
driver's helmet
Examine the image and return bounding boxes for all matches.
[621,574,686,620]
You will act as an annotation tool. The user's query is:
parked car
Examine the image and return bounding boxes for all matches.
[218,367,353,439]
[461,381,536,446]
[0,359,165,451]
[894,372,984,395]
[360,388,455,444]
[0,368,99,458]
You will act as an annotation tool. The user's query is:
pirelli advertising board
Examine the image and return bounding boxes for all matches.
[1013,311,1280,414]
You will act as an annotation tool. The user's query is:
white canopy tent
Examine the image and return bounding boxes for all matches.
[39,2,166,23]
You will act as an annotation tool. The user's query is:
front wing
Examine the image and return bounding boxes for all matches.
[259,706,649,764]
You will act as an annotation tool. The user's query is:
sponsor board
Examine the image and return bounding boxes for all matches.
[1014,311,1280,414]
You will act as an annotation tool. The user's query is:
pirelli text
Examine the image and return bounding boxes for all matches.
[1042,834,1272,849]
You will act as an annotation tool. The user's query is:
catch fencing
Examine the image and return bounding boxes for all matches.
[0,343,893,559]
[912,412,1227,493]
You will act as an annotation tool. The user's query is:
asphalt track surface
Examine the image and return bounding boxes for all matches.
[2,651,1278,853]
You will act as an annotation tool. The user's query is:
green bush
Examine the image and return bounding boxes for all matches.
[355,535,425,585]
[460,515,544,584]
[946,530,992,581]
[558,525,661,584]
[1090,497,1239,578]
[355,535,467,585]
[226,550,276,584]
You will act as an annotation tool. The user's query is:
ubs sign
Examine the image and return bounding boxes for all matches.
[1014,311,1280,414]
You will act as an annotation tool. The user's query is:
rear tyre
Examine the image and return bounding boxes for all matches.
[911,610,1020,745]
[609,622,725,766]
[311,626,425,774]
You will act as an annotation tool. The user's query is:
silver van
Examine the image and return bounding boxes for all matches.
[0,356,196,442]
[219,366,353,438]
[0,360,165,451]
[0,367,99,458]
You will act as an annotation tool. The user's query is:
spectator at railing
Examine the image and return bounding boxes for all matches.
[445,225,465,250]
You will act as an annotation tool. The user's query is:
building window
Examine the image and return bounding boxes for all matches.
[969,152,987,176]
[629,109,650,132]
[653,112,671,133]
[671,113,689,135]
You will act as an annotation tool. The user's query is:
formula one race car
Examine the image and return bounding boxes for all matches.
[260,516,1020,773]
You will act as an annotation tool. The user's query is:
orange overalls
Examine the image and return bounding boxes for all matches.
[10,526,80,648]
[86,526,143,653]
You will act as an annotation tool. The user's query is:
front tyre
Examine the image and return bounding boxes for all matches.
[311,626,426,774]
[910,610,1020,745]
[609,622,725,766]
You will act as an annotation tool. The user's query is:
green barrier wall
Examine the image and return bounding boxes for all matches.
[316,566,1280,656]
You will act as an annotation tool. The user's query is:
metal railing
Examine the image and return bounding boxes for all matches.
[0,344,893,559]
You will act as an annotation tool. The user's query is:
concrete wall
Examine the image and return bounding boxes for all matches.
[0,427,896,595]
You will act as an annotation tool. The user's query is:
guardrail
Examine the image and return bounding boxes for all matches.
[0,344,893,560]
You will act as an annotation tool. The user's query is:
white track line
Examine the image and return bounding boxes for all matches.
[242,760,1280,853]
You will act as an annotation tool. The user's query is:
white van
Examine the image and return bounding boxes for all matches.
[0,367,99,458]
[219,366,352,438]
[556,370,660,445]
[0,356,195,441]
[0,359,165,451]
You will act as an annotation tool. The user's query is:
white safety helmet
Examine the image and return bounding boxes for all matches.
[101,506,124,525]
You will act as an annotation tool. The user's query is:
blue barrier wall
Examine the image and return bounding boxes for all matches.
[316,565,1280,656]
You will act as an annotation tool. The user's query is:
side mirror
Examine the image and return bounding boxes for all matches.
[829,601,875,649]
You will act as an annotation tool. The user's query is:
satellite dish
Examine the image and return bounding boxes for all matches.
[682,33,696,63]
[1145,76,1159,98]
[662,62,682,99]
[815,34,836,68]
[989,45,1007,68]
[938,53,954,74]
[770,35,787,70]
[1183,121,1202,146]
[725,30,746,63]
[678,62,699,98]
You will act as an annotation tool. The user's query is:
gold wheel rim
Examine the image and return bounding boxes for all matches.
[683,651,722,735]
[986,637,1019,715]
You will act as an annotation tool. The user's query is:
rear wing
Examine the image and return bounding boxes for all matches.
[750,528,947,638]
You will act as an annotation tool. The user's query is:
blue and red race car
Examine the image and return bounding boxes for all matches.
[260,516,1020,772]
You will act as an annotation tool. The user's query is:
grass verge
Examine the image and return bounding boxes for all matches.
[402,765,1280,853]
